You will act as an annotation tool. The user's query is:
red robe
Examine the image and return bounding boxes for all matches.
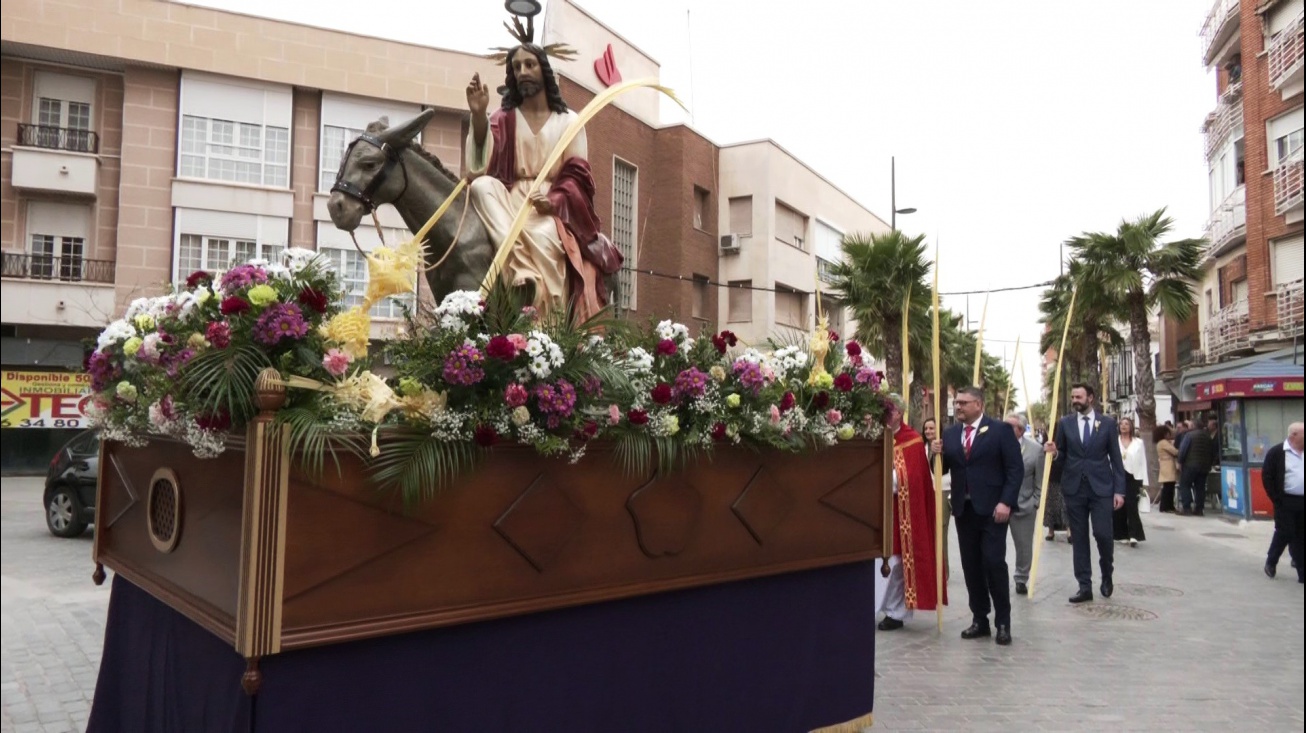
[893,424,947,611]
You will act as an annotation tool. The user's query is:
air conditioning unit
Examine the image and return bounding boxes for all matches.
[719,234,741,255]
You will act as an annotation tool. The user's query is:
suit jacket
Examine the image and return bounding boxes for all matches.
[1261,442,1287,503]
[940,414,1023,518]
[1053,412,1127,498]
[1015,436,1046,517]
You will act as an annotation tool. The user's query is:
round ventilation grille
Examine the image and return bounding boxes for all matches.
[147,468,182,553]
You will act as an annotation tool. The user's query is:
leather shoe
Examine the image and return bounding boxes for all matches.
[1101,580,1114,598]
[1015,582,1028,595]
[877,617,904,631]
[1069,589,1093,604]
[995,625,1012,646]
[960,623,991,640]
[1265,562,1277,579]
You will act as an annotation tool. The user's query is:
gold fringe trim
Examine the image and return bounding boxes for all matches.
[810,711,873,732]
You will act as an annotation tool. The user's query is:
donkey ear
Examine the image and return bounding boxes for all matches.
[365,116,390,134]
[377,109,436,146]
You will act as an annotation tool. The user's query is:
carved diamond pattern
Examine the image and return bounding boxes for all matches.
[731,465,794,545]
[493,473,585,573]
[818,462,880,530]
[626,476,702,558]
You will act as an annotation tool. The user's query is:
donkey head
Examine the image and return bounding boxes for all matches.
[327,108,435,232]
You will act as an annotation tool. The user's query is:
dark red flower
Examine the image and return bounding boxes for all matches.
[650,383,674,405]
[473,424,499,447]
[834,373,855,393]
[779,391,796,413]
[845,341,862,358]
[655,339,678,357]
[574,420,599,442]
[813,391,830,409]
[711,422,728,442]
[297,287,329,314]
[828,329,840,343]
[485,335,518,361]
[195,410,232,432]
[628,408,649,426]
[711,330,739,355]
[219,297,251,316]
[185,270,212,289]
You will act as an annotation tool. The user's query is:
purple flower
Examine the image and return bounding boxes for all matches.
[581,374,603,397]
[732,360,767,395]
[674,367,709,399]
[442,342,486,386]
[220,264,269,291]
[253,303,310,346]
[164,348,196,378]
[533,379,577,421]
[87,351,120,392]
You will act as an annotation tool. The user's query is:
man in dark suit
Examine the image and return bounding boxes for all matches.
[929,386,1023,646]
[1044,383,1127,604]
[1262,422,1304,584]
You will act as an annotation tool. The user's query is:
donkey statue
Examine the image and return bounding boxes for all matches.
[327,110,495,301]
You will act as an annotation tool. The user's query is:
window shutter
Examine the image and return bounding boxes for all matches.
[729,196,753,236]
[1272,235,1304,286]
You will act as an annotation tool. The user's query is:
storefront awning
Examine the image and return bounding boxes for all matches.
[1178,348,1304,400]
[1174,400,1212,413]
[1195,376,1303,399]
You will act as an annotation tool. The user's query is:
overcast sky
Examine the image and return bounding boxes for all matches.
[192,0,1213,410]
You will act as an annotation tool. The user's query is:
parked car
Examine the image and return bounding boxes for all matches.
[44,429,98,538]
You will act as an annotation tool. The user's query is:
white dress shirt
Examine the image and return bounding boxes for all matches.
[1284,440,1304,497]
[1119,437,1148,482]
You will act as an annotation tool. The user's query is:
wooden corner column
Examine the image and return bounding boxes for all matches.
[235,368,291,695]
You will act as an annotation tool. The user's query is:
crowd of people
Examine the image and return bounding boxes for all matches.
[875,386,1304,645]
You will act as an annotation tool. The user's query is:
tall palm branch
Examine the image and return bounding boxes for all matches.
[1038,262,1125,415]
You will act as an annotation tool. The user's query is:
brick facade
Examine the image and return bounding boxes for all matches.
[115,67,178,312]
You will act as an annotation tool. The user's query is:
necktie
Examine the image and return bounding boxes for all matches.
[1082,416,1091,445]
[964,425,974,458]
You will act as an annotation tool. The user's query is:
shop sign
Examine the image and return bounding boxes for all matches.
[1196,377,1304,399]
[0,370,93,429]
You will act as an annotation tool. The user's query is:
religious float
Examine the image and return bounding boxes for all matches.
[84,7,891,732]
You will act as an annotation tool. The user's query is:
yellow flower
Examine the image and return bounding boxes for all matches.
[133,314,155,331]
[664,415,680,435]
[814,372,834,389]
[400,389,448,421]
[115,382,138,402]
[397,377,423,398]
[726,393,741,409]
[837,425,856,441]
[709,365,727,382]
[364,238,425,306]
[187,332,209,350]
[246,284,278,307]
[320,307,371,359]
[511,406,531,426]
[195,288,213,306]
[122,337,143,357]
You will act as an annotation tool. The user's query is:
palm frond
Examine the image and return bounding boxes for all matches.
[613,430,652,478]
[180,343,271,423]
[278,405,363,480]
[370,428,479,507]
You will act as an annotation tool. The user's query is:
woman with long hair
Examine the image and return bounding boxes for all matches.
[1154,425,1179,513]
[1114,417,1148,546]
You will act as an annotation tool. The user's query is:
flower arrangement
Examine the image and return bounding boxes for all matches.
[88,252,892,502]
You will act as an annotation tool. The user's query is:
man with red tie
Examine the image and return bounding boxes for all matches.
[930,386,1023,646]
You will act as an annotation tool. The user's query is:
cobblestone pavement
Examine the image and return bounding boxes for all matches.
[2,474,1302,732]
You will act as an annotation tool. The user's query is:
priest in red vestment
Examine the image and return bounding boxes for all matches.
[878,395,947,630]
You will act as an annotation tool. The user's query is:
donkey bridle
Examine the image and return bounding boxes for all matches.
[330,133,408,214]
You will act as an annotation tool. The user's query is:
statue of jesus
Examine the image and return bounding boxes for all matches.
[464,43,621,321]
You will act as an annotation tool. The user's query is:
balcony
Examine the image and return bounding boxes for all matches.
[1203,185,1246,260]
[1268,12,1304,95]
[1202,100,1242,159]
[11,123,100,197]
[1200,0,1241,65]
[816,257,839,286]
[1220,78,1243,103]
[1205,300,1250,361]
[1,252,117,329]
[1278,278,1304,340]
[1273,148,1304,215]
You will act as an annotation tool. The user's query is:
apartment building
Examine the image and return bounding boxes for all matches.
[717,141,889,347]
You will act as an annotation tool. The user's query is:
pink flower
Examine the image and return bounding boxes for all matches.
[608,404,621,426]
[655,339,678,357]
[322,348,351,377]
[769,405,781,425]
[521,306,539,320]
[507,333,529,351]
[826,409,843,426]
[504,383,529,407]
[486,335,518,361]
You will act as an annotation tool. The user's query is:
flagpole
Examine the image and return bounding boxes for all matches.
[972,293,989,386]
[1028,286,1078,596]
[931,247,944,634]
[902,285,912,424]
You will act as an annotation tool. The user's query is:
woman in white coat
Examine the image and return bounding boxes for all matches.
[1114,416,1148,546]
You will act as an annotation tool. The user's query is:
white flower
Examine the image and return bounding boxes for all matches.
[655,319,691,342]
[265,263,291,280]
[768,346,809,378]
[434,290,485,332]
[282,247,318,272]
[97,319,137,352]
[246,257,270,268]
[626,347,654,374]
[124,298,151,320]
[735,348,766,365]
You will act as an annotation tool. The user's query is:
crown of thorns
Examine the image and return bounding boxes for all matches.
[487,15,578,64]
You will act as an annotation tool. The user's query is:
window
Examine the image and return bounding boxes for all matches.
[318,246,411,319]
[30,71,96,153]
[693,187,710,231]
[320,125,364,192]
[775,285,806,328]
[1272,235,1305,286]
[25,202,90,281]
[728,196,753,237]
[1245,399,1306,466]
[178,72,292,187]
[174,209,289,283]
[819,295,845,335]
[1268,110,1305,167]
[775,201,808,250]
[1206,289,1215,316]
[814,219,844,263]
[612,159,638,312]
[691,275,709,320]
[727,281,752,323]
[1231,279,1249,305]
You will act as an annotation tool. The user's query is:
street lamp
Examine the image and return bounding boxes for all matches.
[505,0,542,17]
[890,156,916,231]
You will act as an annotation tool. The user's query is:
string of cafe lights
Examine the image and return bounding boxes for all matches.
[618,267,1055,297]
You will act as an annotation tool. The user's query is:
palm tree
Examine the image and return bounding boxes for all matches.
[1038,263,1124,418]
[829,230,932,394]
[1068,208,1204,486]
